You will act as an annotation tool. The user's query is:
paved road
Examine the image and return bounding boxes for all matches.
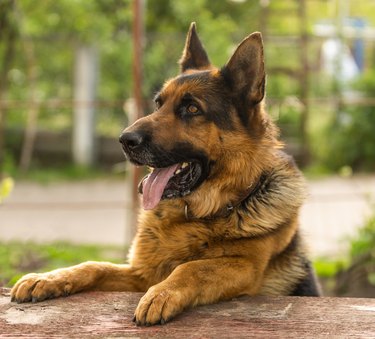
[1,176,374,259]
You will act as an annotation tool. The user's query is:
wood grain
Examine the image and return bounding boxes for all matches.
[1,288,374,338]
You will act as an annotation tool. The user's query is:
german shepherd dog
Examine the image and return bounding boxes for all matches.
[11,23,320,325]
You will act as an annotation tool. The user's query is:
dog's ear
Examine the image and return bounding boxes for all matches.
[222,32,265,105]
[179,22,210,72]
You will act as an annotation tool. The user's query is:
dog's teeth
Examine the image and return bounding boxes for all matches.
[181,162,189,169]
[175,169,181,175]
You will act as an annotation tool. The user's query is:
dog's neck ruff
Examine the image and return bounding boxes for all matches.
[184,173,267,221]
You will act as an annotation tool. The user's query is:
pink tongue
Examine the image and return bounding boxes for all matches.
[142,164,179,210]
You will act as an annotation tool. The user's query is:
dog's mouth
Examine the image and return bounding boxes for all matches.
[138,161,203,210]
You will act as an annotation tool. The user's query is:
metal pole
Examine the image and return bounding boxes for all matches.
[133,0,144,126]
[298,0,310,166]
[128,0,144,239]
[335,0,349,116]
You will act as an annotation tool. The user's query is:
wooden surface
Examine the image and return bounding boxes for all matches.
[0,288,374,338]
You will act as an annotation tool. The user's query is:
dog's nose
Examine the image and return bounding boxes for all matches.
[119,131,146,149]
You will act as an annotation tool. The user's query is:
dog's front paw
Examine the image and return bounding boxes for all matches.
[134,284,188,326]
[11,271,73,303]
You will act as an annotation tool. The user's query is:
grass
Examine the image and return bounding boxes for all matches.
[0,242,357,297]
[0,241,126,287]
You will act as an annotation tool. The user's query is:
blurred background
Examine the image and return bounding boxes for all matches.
[0,0,374,297]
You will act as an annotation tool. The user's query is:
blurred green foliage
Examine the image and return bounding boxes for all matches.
[313,259,345,279]
[350,212,375,260]
[324,71,375,171]
[4,0,260,132]
[2,0,375,173]
[3,0,333,129]
[314,212,375,296]
[335,212,375,296]
[0,242,125,287]
[0,177,14,203]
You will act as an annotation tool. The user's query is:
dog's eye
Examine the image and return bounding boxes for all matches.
[186,104,199,115]
[177,101,202,118]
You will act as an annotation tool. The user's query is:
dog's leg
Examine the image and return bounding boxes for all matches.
[134,257,262,326]
[11,262,146,303]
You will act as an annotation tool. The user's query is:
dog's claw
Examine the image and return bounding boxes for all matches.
[17,298,29,304]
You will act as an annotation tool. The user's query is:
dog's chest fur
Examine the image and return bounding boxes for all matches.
[128,152,308,293]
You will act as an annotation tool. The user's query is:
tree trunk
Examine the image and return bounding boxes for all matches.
[0,0,17,179]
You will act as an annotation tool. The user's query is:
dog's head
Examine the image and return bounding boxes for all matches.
[120,23,279,215]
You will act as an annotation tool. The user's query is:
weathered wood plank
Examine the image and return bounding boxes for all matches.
[0,288,374,338]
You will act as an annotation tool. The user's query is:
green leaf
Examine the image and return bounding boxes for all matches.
[0,177,14,203]
[368,273,375,286]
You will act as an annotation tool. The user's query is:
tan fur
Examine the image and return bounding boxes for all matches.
[11,25,318,326]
